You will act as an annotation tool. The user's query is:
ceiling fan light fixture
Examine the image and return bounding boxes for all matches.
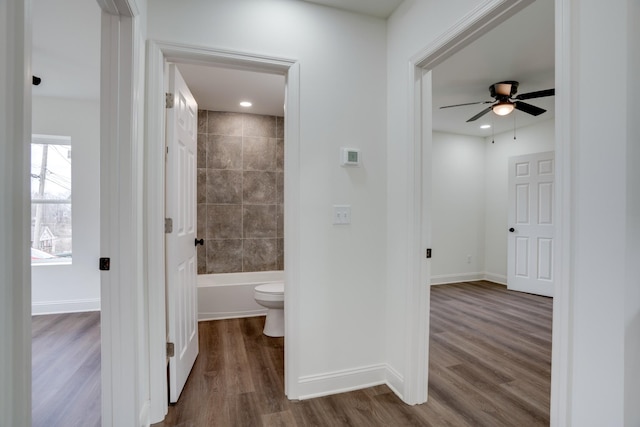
[492,101,515,116]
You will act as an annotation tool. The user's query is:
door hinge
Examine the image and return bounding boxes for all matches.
[165,92,174,109]
[165,218,173,233]
[426,248,432,259]
[99,257,111,271]
[166,342,175,358]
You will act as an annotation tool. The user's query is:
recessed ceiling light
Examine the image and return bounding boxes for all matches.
[480,124,491,129]
[239,101,252,108]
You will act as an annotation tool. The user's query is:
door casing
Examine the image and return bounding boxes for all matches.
[145,40,301,423]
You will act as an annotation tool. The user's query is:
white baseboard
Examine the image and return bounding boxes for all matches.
[297,364,388,400]
[430,272,484,285]
[483,272,507,285]
[384,364,404,400]
[430,272,507,286]
[32,298,100,315]
[198,309,267,322]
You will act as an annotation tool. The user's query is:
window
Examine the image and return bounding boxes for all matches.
[31,134,72,264]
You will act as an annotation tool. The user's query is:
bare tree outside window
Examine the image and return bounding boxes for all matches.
[31,134,72,264]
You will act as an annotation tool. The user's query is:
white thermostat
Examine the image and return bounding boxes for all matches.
[340,147,361,167]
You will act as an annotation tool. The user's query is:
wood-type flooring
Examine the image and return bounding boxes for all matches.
[32,311,101,427]
[32,281,552,426]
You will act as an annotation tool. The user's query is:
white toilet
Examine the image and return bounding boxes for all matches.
[254,282,284,337]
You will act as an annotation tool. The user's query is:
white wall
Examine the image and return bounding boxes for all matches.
[31,96,100,314]
[431,120,554,285]
[148,0,388,395]
[483,119,555,282]
[386,0,483,390]
[431,132,485,283]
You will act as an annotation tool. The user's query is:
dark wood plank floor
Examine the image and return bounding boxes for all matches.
[32,311,101,427]
[31,281,552,426]
[156,281,552,427]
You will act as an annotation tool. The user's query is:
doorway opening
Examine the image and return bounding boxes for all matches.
[403,0,567,423]
[146,41,301,422]
[31,0,102,424]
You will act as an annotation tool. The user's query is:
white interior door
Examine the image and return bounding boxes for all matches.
[507,151,555,297]
[166,63,199,402]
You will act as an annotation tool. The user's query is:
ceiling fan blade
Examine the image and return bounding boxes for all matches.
[515,101,546,116]
[515,88,555,100]
[440,100,493,109]
[466,106,493,122]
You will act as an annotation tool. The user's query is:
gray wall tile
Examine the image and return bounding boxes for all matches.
[197,134,207,168]
[207,135,242,170]
[208,111,243,136]
[197,110,284,274]
[243,137,275,171]
[243,171,276,204]
[209,204,242,239]
[276,116,284,139]
[243,114,276,138]
[198,110,207,134]
[243,239,277,271]
[207,239,243,273]
[275,138,284,172]
[243,205,277,238]
[207,169,242,204]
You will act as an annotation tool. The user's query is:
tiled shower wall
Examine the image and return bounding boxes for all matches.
[197,110,284,274]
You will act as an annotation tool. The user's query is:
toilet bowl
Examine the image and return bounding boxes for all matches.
[254,282,284,337]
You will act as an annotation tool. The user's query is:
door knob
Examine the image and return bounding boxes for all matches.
[509,228,515,233]
[195,238,204,246]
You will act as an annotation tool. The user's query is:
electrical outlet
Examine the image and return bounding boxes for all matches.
[333,205,351,224]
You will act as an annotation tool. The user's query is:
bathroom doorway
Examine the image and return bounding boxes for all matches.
[146,41,301,420]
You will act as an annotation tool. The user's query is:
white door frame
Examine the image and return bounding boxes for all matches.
[98,0,150,425]
[405,1,572,426]
[145,40,301,423]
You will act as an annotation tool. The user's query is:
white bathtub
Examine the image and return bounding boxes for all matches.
[197,271,284,321]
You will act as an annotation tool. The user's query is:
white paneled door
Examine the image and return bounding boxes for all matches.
[507,151,555,297]
[166,64,199,402]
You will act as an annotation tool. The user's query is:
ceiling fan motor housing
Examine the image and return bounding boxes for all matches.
[490,80,519,98]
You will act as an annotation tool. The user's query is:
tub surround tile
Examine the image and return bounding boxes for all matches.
[197,246,207,274]
[243,239,277,272]
[276,116,284,139]
[243,171,276,204]
[243,205,277,238]
[243,114,276,138]
[208,135,242,170]
[197,169,207,204]
[275,138,284,172]
[198,110,207,134]
[209,204,242,239]
[276,204,284,239]
[208,111,243,136]
[208,169,242,204]
[276,172,284,205]
[277,238,284,271]
[197,134,207,168]
[197,204,207,240]
[207,239,243,273]
[198,110,284,274]
[243,137,275,171]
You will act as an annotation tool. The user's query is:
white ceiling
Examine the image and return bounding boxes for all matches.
[301,0,404,18]
[432,0,555,137]
[31,0,554,136]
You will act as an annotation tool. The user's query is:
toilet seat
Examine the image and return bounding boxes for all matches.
[254,282,284,302]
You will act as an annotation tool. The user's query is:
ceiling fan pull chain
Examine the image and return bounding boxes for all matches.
[492,114,495,143]
[513,111,517,140]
